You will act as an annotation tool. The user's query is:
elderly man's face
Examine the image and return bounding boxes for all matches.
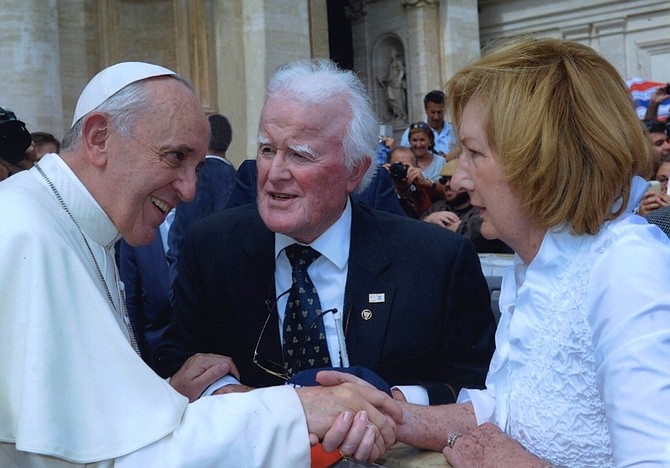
[256,95,368,244]
[105,79,209,246]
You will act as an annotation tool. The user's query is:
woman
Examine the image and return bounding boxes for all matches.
[657,158,670,196]
[637,133,670,215]
[645,159,670,237]
[408,121,445,200]
[393,38,670,467]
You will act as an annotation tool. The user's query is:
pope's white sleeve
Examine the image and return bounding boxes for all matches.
[115,386,310,468]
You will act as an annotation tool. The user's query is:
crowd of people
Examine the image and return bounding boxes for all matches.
[1,36,669,468]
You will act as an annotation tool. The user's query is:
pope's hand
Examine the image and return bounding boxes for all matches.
[170,353,240,402]
[296,370,402,463]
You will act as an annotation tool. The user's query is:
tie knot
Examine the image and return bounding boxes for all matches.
[285,244,321,271]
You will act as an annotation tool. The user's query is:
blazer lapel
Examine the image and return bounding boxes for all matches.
[343,204,396,370]
[239,208,285,382]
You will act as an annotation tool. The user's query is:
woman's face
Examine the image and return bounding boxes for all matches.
[451,97,542,259]
[409,131,432,158]
[656,161,670,195]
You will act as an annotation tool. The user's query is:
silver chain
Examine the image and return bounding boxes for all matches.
[34,162,141,355]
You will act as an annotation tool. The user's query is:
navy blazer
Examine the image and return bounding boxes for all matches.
[226,159,405,216]
[118,231,171,368]
[156,203,496,404]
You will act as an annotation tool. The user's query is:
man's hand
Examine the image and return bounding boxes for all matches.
[380,136,396,150]
[645,85,670,120]
[296,370,403,463]
[170,353,240,402]
[423,211,461,231]
[442,422,546,468]
[405,166,430,188]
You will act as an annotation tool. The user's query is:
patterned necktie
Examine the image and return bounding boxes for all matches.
[283,244,330,375]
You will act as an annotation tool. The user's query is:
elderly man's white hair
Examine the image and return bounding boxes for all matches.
[264,59,378,193]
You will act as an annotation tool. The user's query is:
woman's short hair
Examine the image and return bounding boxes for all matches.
[264,59,377,193]
[446,37,652,235]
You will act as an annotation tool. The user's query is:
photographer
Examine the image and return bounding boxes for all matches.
[0,107,35,181]
[384,146,433,218]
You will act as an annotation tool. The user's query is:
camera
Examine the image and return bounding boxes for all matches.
[0,107,32,164]
[389,161,408,181]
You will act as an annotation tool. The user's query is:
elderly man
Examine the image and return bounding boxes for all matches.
[156,59,495,407]
[0,62,400,467]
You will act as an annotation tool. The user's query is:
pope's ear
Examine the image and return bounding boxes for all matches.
[81,113,111,168]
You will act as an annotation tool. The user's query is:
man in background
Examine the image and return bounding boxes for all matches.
[167,113,237,286]
[31,131,60,159]
[400,90,456,157]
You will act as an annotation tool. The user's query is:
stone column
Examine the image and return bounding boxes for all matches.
[401,0,441,121]
[439,0,481,80]
[594,19,627,78]
[0,0,63,138]
[347,0,369,84]
[173,0,218,114]
[309,0,330,59]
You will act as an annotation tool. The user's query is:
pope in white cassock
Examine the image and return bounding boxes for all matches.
[0,62,400,467]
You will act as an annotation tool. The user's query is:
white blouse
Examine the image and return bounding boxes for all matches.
[460,212,670,466]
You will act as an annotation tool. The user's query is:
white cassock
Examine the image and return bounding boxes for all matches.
[0,154,310,467]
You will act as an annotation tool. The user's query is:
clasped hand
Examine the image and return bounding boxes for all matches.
[169,355,402,463]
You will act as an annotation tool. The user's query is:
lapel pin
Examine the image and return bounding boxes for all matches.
[368,293,385,303]
[361,309,373,320]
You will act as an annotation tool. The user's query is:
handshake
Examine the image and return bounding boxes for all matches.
[171,354,406,464]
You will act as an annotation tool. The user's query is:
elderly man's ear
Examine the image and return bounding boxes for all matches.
[82,113,111,168]
[347,158,372,193]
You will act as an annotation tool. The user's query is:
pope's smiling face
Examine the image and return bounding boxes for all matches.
[255,95,366,244]
[104,78,208,246]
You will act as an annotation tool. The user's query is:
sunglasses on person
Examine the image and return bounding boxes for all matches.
[409,122,431,131]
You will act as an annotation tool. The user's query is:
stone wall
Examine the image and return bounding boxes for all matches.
[1,0,668,168]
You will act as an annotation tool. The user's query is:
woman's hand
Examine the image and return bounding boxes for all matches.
[638,190,670,215]
[443,422,547,468]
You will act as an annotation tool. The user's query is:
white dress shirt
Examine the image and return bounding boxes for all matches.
[458,212,670,466]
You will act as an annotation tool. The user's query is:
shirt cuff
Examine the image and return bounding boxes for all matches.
[457,387,495,425]
[392,385,429,405]
[200,374,242,398]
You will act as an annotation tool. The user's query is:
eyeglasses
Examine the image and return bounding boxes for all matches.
[409,122,431,131]
[252,289,337,380]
